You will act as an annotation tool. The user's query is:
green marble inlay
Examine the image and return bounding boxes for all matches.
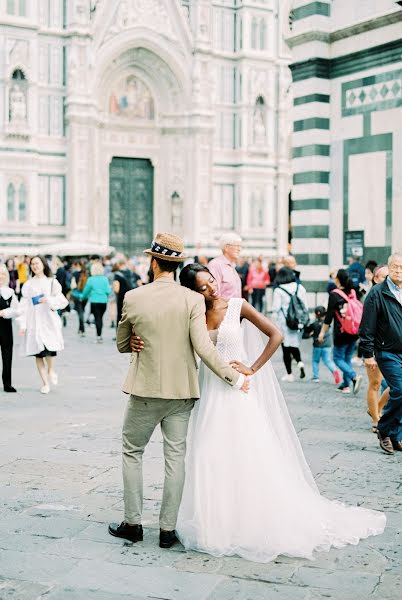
[342,68,402,116]
[294,117,330,132]
[293,144,330,158]
[291,198,329,210]
[363,114,371,137]
[292,225,329,238]
[291,39,402,82]
[294,93,330,105]
[343,134,392,262]
[293,171,329,184]
[294,254,329,265]
[292,2,330,21]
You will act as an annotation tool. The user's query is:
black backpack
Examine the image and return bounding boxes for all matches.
[280,284,309,331]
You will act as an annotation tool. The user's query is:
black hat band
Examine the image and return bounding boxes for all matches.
[151,241,183,258]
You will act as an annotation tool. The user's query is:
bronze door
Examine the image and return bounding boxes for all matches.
[109,157,154,255]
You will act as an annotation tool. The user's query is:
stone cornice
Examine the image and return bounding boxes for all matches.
[290,38,402,81]
[287,9,402,48]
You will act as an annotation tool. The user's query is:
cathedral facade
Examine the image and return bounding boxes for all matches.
[0,0,292,258]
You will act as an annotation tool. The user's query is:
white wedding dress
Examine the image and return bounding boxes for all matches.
[176,298,386,563]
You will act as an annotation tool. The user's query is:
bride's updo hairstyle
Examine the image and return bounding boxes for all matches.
[179,263,212,291]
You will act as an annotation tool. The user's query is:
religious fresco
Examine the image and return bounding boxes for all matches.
[109,75,155,120]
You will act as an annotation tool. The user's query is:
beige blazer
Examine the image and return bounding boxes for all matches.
[116,276,241,399]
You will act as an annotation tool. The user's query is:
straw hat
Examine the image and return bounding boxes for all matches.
[144,232,188,262]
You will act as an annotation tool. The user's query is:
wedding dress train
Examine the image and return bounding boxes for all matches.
[176,298,386,563]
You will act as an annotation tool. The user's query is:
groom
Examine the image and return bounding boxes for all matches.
[109,233,248,548]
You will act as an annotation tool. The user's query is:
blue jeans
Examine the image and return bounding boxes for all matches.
[376,351,402,441]
[332,342,356,387]
[312,347,336,379]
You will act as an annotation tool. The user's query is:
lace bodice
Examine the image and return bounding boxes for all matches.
[216,298,244,362]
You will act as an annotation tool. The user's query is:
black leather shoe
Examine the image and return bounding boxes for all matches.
[159,529,179,548]
[4,385,17,393]
[392,440,402,451]
[108,522,143,543]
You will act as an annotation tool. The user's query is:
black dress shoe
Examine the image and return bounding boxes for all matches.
[159,529,179,549]
[392,440,402,451]
[108,522,143,543]
[4,385,17,393]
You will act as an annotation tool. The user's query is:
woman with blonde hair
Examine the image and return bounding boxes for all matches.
[0,264,20,392]
[81,262,111,342]
[19,256,68,394]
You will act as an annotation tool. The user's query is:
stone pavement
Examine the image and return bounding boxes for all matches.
[0,317,401,600]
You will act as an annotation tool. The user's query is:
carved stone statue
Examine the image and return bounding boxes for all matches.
[9,84,27,123]
[253,100,266,146]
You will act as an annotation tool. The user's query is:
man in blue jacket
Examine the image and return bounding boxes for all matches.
[359,252,402,454]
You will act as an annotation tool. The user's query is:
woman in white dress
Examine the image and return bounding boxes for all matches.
[132,264,386,562]
[176,264,385,562]
[18,256,68,394]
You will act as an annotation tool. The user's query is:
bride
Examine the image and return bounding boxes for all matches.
[133,263,386,563]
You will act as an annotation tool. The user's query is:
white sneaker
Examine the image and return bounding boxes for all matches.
[40,384,50,394]
[49,371,58,385]
[281,373,295,382]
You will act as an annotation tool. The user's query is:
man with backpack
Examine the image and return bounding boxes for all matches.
[359,252,402,455]
[272,267,309,382]
[318,269,363,395]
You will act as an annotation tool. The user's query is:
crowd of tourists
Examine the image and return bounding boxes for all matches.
[1,240,401,455]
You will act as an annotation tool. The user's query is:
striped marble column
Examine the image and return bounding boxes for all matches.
[288,0,331,296]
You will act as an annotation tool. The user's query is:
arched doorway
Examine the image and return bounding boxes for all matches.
[109,157,154,255]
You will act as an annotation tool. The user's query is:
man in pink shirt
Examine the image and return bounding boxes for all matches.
[208,233,242,299]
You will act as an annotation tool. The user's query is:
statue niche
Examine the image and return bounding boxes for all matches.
[109,75,154,120]
[9,69,27,125]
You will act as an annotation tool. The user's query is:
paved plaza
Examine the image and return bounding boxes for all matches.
[0,317,401,600]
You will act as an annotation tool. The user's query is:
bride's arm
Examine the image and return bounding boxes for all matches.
[231,301,283,375]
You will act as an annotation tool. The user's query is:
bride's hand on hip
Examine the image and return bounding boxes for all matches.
[240,376,250,393]
[230,360,254,376]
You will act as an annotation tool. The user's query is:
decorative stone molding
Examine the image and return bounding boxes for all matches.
[103,0,175,44]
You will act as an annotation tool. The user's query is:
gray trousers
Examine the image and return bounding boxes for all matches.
[122,395,195,530]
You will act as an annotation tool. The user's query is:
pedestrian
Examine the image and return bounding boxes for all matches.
[318,269,362,395]
[282,255,301,284]
[70,261,88,337]
[18,256,68,394]
[113,260,133,326]
[208,233,242,299]
[326,268,337,294]
[81,262,111,343]
[347,256,365,291]
[272,267,308,382]
[236,256,249,301]
[6,258,19,295]
[305,306,341,384]
[359,252,402,455]
[16,255,29,298]
[360,260,377,299]
[360,264,390,433]
[246,258,270,312]
[268,260,277,286]
[56,259,72,327]
[0,264,20,392]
